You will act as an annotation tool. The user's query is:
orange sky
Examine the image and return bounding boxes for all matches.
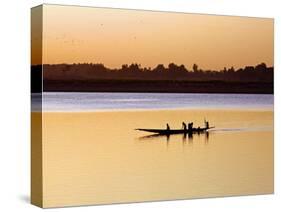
[34,4,274,70]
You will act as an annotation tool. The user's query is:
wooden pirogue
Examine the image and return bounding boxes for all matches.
[136,126,214,135]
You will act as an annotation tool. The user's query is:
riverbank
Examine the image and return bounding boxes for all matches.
[43,79,273,94]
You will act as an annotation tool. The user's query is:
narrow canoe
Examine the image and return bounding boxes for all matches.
[136,127,214,135]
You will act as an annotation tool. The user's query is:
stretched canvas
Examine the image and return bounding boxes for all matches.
[31,4,274,208]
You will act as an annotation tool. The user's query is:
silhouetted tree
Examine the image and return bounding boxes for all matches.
[228,67,235,72]
[168,63,178,72]
[128,63,141,72]
[179,64,187,72]
[244,66,255,72]
[193,64,198,72]
[121,64,129,71]
[255,63,267,72]
[154,64,166,72]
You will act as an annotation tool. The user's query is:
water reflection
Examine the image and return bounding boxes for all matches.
[138,131,210,146]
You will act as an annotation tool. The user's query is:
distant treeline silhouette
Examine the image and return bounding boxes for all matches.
[39,62,273,82]
[31,62,273,93]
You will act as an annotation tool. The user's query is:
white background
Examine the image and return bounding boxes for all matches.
[0,0,280,211]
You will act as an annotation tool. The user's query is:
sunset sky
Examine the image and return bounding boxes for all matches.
[33,4,274,70]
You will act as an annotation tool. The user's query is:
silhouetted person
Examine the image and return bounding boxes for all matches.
[204,119,209,129]
[188,122,193,130]
[182,122,187,130]
[166,123,170,131]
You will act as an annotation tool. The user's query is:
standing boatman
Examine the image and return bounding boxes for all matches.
[166,123,170,131]
[188,122,193,130]
[204,118,209,129]
[182,122,187,130]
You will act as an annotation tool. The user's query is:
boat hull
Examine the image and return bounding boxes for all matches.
[136,127,214,135]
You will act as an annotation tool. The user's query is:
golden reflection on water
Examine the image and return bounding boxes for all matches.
[41,109,273,207]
